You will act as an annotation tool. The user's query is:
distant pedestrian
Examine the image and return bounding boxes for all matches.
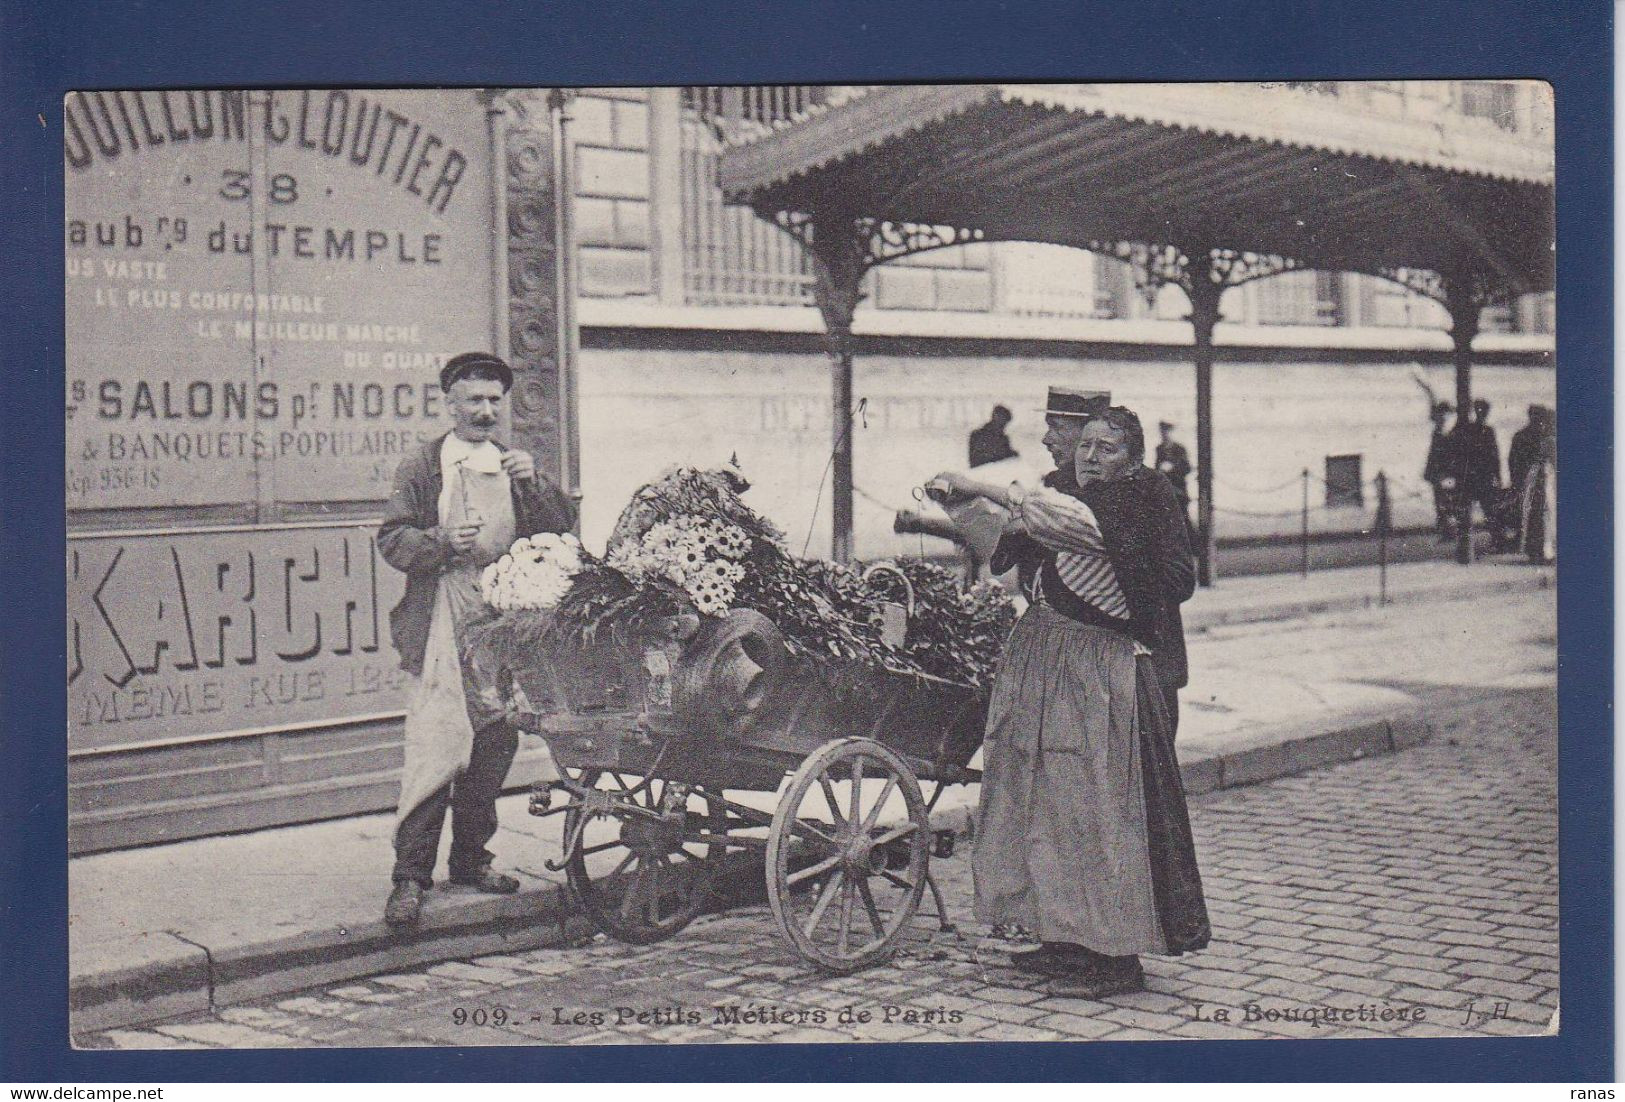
[1511,405,1556,564]
[969,404,1019,468]
[1452,398,1502,527]
[1155,420,1193,533]
[1422,401,1456,541]
[1507,404,1547,497]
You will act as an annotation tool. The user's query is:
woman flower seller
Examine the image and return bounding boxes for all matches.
[932,405,1209,998]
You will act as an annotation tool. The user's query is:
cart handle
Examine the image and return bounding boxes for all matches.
[862,562,916,617]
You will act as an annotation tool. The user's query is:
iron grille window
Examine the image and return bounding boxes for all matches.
[1324,454,1364,509]
[1459,81,1519,132]
[1254,271,1320,326]
[1092,253,1130,318]
[681,85,832,128]
[1314,270,1344,326]
[678,86,826,306]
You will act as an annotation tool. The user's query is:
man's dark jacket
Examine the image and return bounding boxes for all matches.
[991,465,1196,691]
[1451,421,1502,492]
[1508,424,1542,492]
[968,422,1018,468]
[377,433,576,675]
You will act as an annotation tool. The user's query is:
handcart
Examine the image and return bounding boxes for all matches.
[501,572,987,974]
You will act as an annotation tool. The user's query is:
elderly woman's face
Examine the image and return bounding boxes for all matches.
[1074,420,1136,486]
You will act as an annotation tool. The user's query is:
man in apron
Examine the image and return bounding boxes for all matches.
[378,353,576,927]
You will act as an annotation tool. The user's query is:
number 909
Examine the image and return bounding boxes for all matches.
[451,1007,508,1027]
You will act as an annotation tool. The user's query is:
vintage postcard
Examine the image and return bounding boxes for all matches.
[65,81,1557,1049]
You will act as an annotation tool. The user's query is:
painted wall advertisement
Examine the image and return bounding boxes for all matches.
[66,89,497,753]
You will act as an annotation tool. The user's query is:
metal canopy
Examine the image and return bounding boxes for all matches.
[721,83,1553,289]
[718,83,1555,571]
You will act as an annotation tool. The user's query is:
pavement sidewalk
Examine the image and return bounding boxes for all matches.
[68,558,1553,1033]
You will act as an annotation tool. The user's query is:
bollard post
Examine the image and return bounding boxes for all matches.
[1300,468,1311,579]
[1376,470,1391,606]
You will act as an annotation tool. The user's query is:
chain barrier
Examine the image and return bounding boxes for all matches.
[1212,473,1316,495]
[853,483,907,513]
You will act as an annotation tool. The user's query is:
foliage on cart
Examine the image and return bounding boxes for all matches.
[467,464,1016,700]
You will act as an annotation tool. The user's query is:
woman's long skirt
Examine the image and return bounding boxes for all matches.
[973,603,1210,955]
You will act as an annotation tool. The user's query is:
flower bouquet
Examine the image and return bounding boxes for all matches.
[467,464,1016,708]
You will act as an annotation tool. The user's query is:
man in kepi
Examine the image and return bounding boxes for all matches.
[1000,386,1113,594]
[378,352,576,927]
[1154,419,1193,536]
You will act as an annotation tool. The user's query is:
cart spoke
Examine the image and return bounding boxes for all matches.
[786,850,842,887]
[870,822,919,848]
[877,867,917,893]
[650,856,675,925]
[618,863,648,924]
[802,869,845,938]
[609,851,637,880]
[818,776,847,827]
[631,863,662,927]
[580,839,626,859]
[859,776,897,833]
[855,875,887,938]
[836,878,855,956]
[848,757,864,824]
[792,819,838,847]
[709,793,776,827]
[613,773,633,794]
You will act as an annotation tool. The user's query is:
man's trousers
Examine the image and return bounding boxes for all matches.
[392,720,518,886]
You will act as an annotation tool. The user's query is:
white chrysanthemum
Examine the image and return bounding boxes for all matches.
[481,532,586,610]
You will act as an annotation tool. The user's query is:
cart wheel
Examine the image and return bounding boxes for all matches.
[765,738,931,973]
[564,771,724,945]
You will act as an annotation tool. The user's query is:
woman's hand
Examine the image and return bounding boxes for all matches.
[930,471,1020,509]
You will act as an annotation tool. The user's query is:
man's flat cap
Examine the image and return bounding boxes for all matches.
[441,352,513,393]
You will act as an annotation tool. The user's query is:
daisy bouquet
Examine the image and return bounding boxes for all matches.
[479,531,586,611]
[602,514,752,616]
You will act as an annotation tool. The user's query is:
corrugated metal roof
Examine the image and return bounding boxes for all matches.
[718,83,1554,292]
[722,83,1553,189]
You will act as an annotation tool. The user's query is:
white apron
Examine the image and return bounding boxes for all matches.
[395,439,516,825]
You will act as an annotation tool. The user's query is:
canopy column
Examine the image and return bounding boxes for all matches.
[1184,258,1223,588]
[1444,278,1482,566]
[1120,244,1293,588]
[806,216,868,563]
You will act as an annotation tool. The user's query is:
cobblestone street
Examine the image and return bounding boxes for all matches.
[83,677,1557,1049]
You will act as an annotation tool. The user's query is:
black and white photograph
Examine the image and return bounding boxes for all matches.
[64,81,1558,1049]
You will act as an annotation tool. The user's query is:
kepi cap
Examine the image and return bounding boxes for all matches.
[440,352,513,393]
[1038,386,1110,419]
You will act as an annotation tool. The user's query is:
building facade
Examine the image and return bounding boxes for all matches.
[564,83,1555,557]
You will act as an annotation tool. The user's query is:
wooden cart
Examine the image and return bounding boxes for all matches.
[503,600,987,974]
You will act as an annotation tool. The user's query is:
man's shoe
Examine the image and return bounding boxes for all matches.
[384,881,423,927]
[448,867,521,894]
[1045,958,1146,1000]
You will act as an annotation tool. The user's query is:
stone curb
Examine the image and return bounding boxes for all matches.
[68,706,1432,1037]
[927,709,1431,840]
[1183,570,1547,634]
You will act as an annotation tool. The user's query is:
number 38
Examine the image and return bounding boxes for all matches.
[219,170,299,204]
